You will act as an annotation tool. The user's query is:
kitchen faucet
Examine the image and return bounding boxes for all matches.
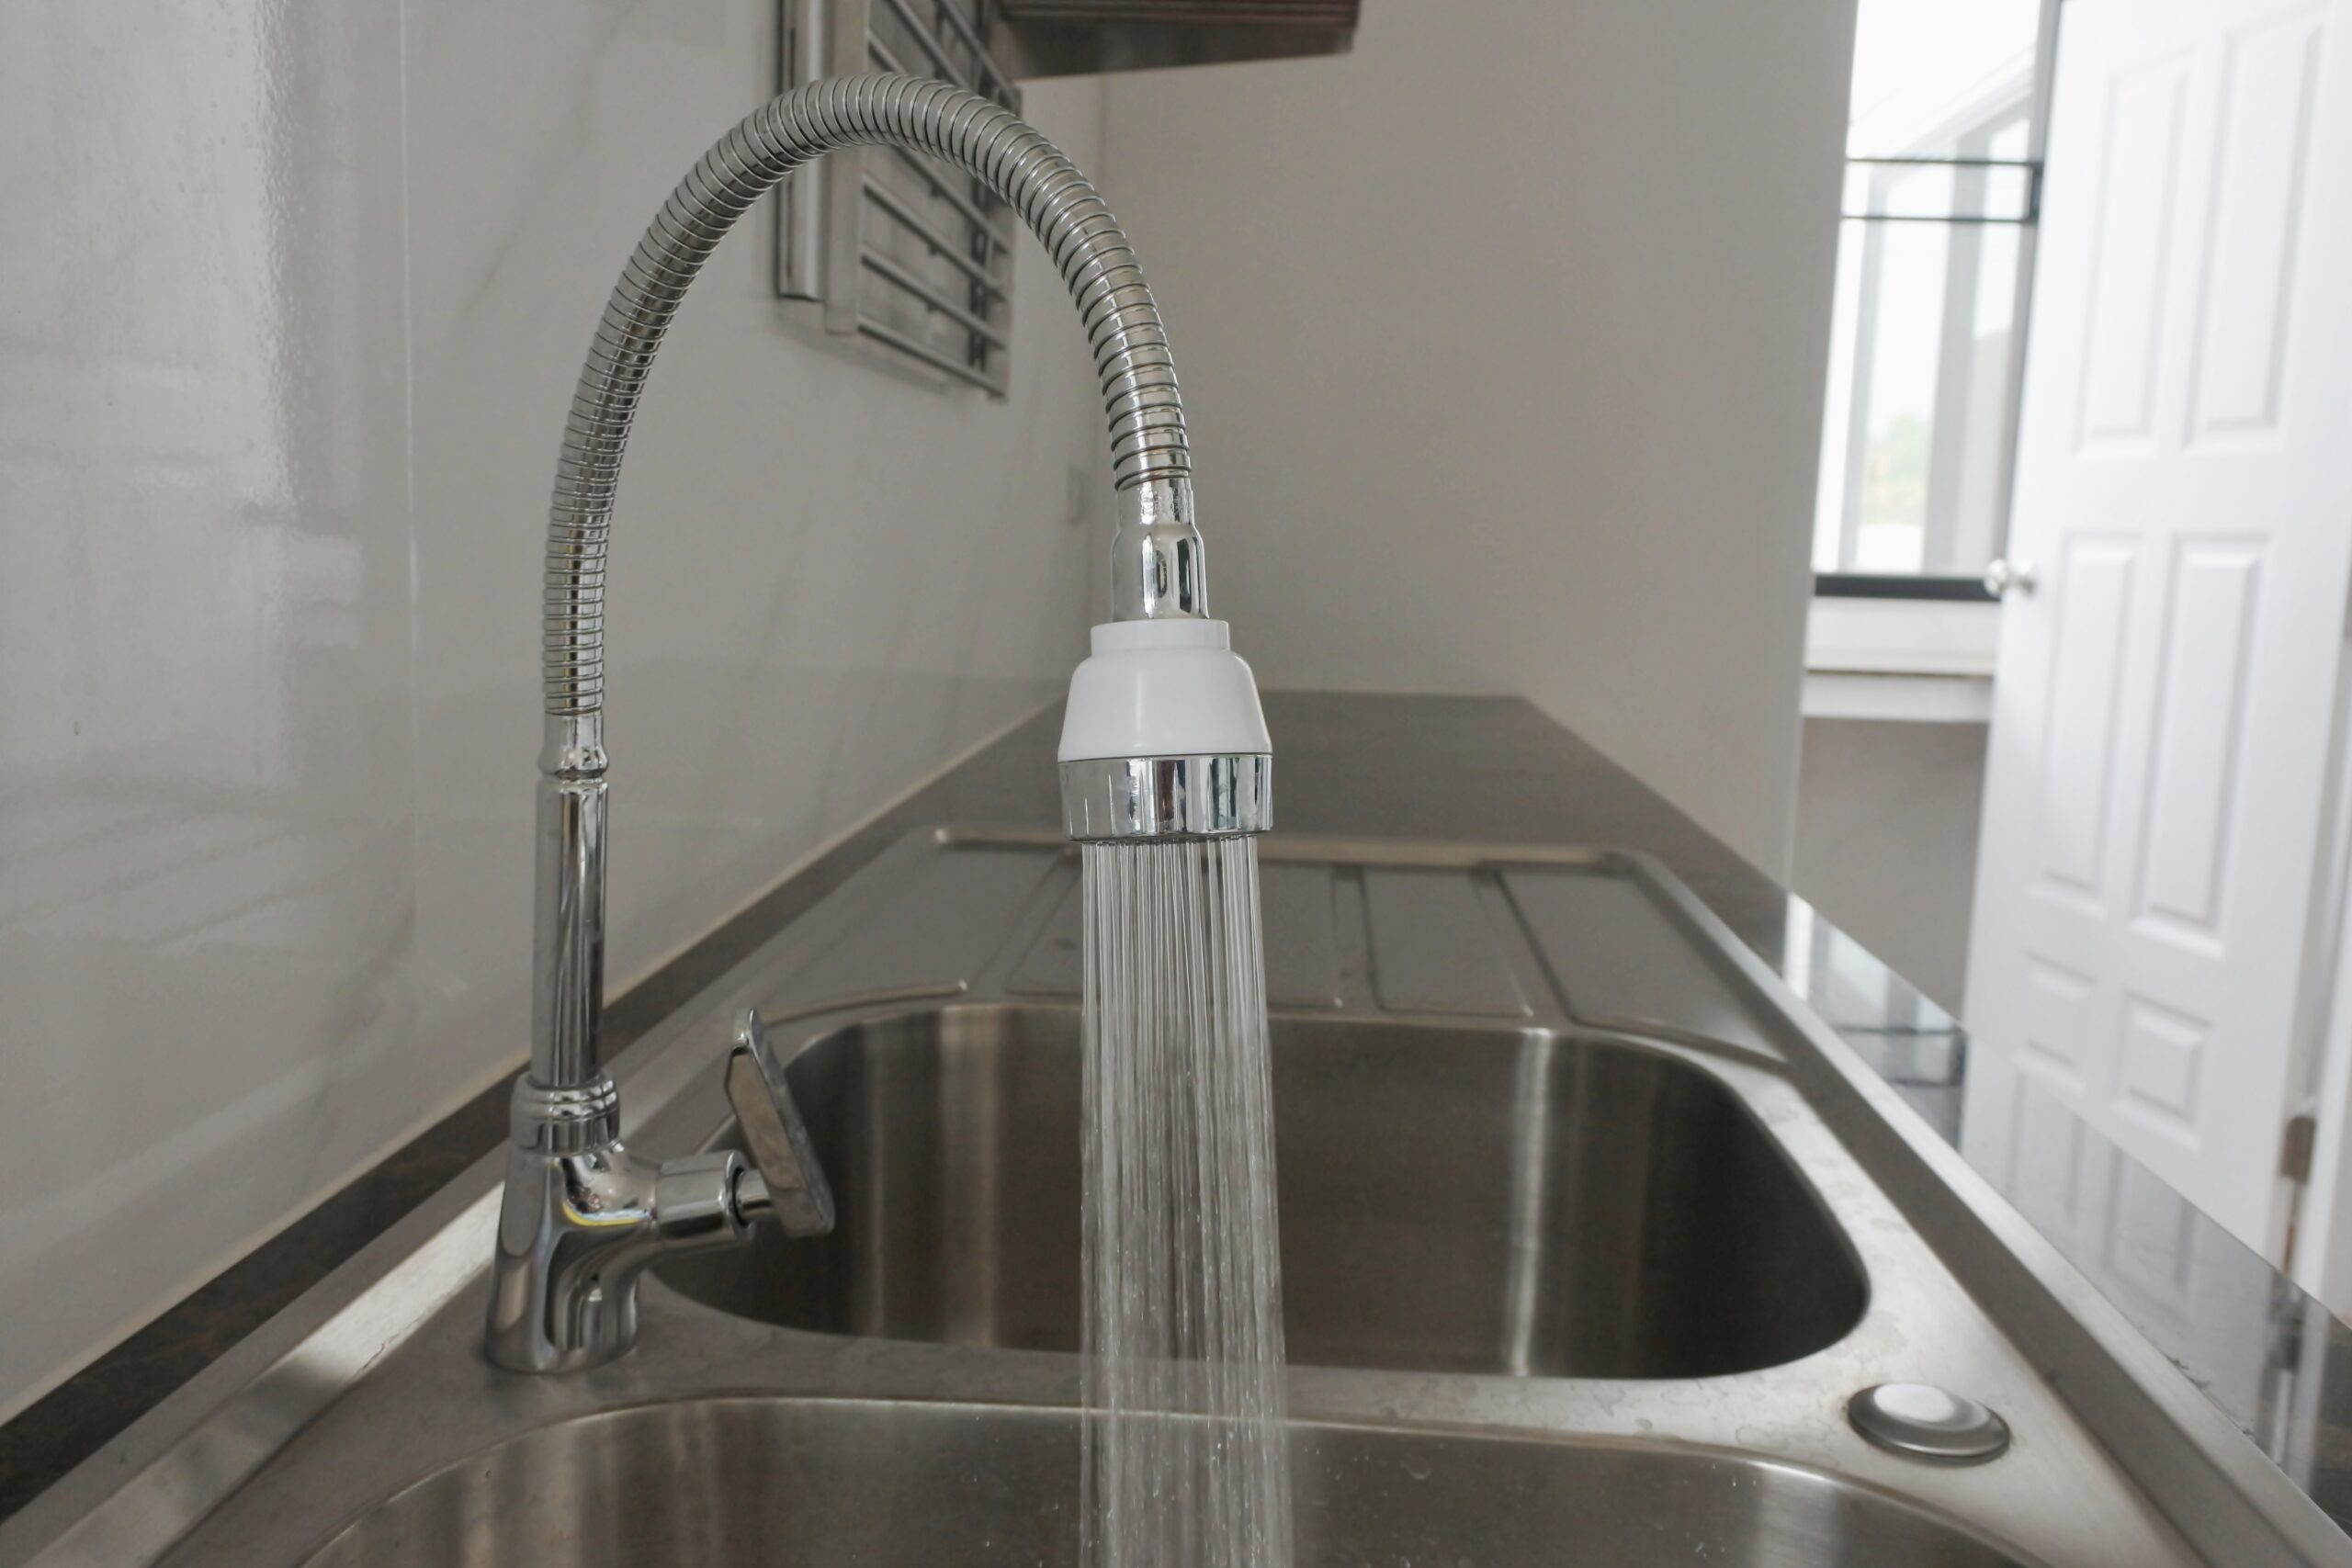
[486,74,1271,1373]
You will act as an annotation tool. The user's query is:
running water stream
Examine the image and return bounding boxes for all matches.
[1080,837,1295,1568]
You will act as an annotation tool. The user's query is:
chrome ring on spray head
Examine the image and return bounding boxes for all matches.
[1061,755,1273,840]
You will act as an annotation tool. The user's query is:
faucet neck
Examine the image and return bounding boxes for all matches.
[1113,476,1210,621]
[530,711,608,1093]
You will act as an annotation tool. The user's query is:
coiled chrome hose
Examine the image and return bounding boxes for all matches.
[527,75,1216,1099]
[543,72,1203,722]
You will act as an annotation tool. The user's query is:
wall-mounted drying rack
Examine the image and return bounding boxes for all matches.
[775,0,1024,394]
[774,0,1361,395]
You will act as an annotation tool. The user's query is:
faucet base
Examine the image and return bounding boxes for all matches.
[484,1100,752,1374]
[485,1010,837,1373]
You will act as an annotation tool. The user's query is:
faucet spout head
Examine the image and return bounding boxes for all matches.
[1058,618,1272,840]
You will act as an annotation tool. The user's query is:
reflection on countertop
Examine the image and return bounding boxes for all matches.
[1784,856,2347,1534]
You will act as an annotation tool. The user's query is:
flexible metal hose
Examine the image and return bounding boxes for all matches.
[542,73,1191,718]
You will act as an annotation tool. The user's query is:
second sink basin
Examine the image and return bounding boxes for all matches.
[299,1396,2039,1567]
[658,1003,1866,1377]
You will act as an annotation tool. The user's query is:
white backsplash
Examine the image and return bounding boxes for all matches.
[0,0,1106,1419]
[1096,3,1848,874]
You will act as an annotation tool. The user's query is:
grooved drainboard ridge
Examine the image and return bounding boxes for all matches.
[973,835,1779,1055]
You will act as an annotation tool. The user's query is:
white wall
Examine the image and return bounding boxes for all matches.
[0,0,1105,1419]
[1096,3,1854,871]
[1793,716,1990,1010]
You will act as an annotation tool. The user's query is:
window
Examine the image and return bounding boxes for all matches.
[1813,0,2057,601]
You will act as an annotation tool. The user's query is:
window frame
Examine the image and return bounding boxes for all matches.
[1813,0,2064,605]
[1815,571,1996,602]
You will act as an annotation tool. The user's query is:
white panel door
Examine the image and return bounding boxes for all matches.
[1964,0,2352,1260]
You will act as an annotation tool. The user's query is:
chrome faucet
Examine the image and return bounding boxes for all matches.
[486,74,1270,1373]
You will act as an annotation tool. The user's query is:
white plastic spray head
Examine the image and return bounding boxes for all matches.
[1057,619,1272,841]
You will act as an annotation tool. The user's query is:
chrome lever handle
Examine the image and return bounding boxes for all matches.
[725,1010,836,1237]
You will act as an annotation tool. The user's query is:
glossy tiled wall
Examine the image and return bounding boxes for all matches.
[0,0,1105,1418]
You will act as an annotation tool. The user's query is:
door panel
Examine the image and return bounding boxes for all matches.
[1965,0,2352,1260]
[2130,538,2259,935]
[2188,7,2325,441]
[2033,539,2138,897]
[2075,60,2190,452]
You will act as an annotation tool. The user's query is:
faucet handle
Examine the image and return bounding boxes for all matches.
[725,1010,836,1238]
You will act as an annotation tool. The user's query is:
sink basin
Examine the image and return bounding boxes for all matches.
[658,1004,1867,1377]
[298,1396,2040,1567]
[16,839,2267,1568]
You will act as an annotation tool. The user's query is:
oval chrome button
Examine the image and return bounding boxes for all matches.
[1849,1382,2012,1463]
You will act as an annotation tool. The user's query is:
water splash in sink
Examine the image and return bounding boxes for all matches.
[1080,838,1294,1568]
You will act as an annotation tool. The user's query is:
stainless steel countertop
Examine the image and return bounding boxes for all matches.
[2,690,2346,1543]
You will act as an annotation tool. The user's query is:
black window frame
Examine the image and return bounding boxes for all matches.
[1815,571,1996,602]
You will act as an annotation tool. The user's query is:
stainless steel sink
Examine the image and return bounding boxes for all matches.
[6,830,2340,1568]
[658,1005,1868,1377]
[295,1396,2046,1568]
